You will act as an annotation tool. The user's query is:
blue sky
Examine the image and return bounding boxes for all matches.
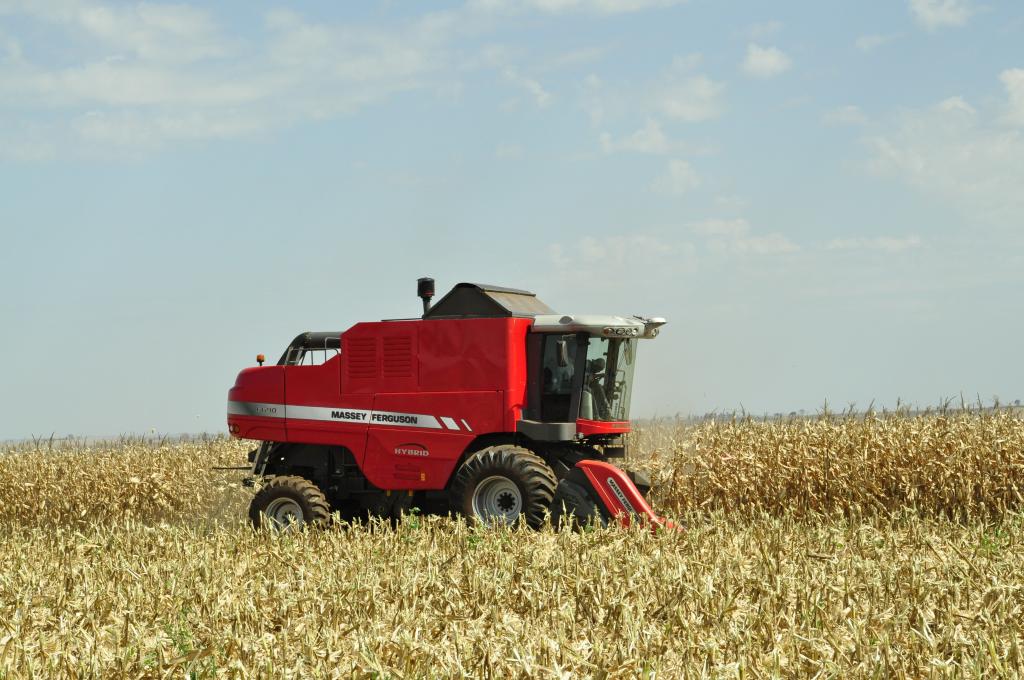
[1,0,1022,438]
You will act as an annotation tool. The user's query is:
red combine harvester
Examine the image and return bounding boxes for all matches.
[227,279,670,530]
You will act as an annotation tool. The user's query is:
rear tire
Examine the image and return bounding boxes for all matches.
[249,475,331,531]
[449,445,556,528]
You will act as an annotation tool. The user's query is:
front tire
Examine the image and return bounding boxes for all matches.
[449,445,556,528]
[550,479,608,529]
[249,475,331,531]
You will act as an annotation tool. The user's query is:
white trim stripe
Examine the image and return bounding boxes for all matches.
[287,405,369,423]
[372,409,443,430]
[461,419,472,432]
[440,416,459,430]
[227,401,444,429]
[228,401,285,418]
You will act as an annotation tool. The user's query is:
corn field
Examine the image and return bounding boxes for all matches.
[633,409,1024,518]
[1,410,1022,677]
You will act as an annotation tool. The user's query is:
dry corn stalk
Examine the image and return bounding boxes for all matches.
[0,412,1022,676]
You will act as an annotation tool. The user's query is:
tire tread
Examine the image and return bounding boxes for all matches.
[249,475,331,529]
[550,479,608,529]
[449,445,557,528]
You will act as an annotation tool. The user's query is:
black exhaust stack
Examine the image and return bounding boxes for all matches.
[417,277,435,316]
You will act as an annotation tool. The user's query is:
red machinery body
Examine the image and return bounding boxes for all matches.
[228,281,670,527]
[230,317,561,491]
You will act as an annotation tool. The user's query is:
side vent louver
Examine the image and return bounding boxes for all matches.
[346,337,377,379]
[382,335,413,377]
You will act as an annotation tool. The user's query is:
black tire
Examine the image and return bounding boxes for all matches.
[249,475,331,530]
[365,491,415,529]
[449,445,556,528]
[550,479,608,530]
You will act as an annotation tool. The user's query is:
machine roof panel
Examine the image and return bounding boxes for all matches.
[423,282,554,319]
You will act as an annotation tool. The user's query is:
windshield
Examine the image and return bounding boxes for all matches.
[579,337,636,422]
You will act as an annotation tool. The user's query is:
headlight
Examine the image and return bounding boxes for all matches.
[602,326,639,337]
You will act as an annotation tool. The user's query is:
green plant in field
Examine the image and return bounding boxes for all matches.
[978,524,1010,556]
[165,608,195,657]
[403,505,422,531]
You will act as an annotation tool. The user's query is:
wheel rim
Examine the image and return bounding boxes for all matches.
[471,475,523,525]
[263,497,304,530]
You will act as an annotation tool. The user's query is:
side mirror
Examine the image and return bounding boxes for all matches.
[556,339,570,367]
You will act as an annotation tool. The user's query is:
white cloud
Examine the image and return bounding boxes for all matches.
[579,235,672,264]
[474,0,688,15]
[265,10,444,83]
[689,218,799,254]
[503,67,552,108]
[742,44,791,78]
[855,33,899,52]
[654,159,701,194]
[734,233,800,254]
[714,194,747,211]
[669,53,703,72]
[1,0,227,63]
[571,0,687,11]
[495,142,524,158]
[600,119,676,154]
[576,52,723,128]
[823,105,868,126]
[1001,69,1024,126]
[908,0,975,30]
[0,121,57,160]
[80,3,226,61]
[580,59,724,127]
[936,95,974,115]
[579,74,611,124]
[1,34,23,62]
[868,84,1024,225]
[690,218,750,239]
[1,61,270,108]
[654,75,724,121]
[746,20,782,40]
[545,46,605,69]
[0,3,466,152]
[549,234,694,273]
[72,109,266,148]
[826,236,923,253]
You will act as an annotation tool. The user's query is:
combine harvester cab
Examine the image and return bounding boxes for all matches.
[227,278,671,530]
